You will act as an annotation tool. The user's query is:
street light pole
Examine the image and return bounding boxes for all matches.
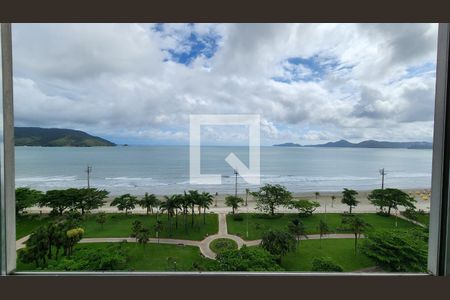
[379,168,386,190]
[86,165,92,189]
[234,169,238,198]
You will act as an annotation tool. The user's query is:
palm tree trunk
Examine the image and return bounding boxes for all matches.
[203,207,206,224]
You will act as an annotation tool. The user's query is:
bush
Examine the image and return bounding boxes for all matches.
[362,229,428,272]
[233,214,244,221]
[210,238,238,254]
[311,257,343,272]
[213,246,283,271]
[47,243,128,271]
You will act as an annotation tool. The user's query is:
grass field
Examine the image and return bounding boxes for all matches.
[16,242,205,272]
[16,215,52,239]
[280,238,375,272]
[415,214,430,226]
[227,213,418,240]
[16,213,218,241]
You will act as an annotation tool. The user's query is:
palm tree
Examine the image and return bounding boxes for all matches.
[186,190,201,228]
[199,192,214,224]
[181,192,191,232]
[160,195,179,236]
[315,192,320,200]
[341,215,369,254]
[139,193,159,215]
[225,195,244,214]
[331,195,336,208]
[318,219,329,249]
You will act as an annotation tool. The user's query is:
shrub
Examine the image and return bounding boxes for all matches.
[233,214,244,221]
[311,257,343,272]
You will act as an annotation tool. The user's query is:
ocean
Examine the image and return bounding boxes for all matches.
[15,146,432,195]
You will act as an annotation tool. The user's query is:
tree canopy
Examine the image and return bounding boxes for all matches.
[260,229,296,258]
[214,245,283,272]
[16,187,43,215]
[251,184,292,215]
[368,188,416,216]
[341,188,359,214]
[290,199,320,217]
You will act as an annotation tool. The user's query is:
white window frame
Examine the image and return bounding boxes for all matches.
[1,23,449,276]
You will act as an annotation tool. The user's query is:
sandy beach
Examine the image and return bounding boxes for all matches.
[24,188,432,215]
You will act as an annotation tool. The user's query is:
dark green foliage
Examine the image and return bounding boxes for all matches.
[15,127,116,147]
[368,188,416,216]
[225,195,244,214]
[341,188,359,214]
[290,199,320,217]
[209,238,238,254]
[16,188,44,215]
[287,219,307,247]
[251,184,293,215]
[362,229,428,272]
[110,194,138,213]
[139,193,160,215]
[39,188,108,215]
[260,230,296,258]
[232,213,244,221]
[213,246,283,271]
[47,243,128,271]
[311,257,344,272]
[96,212,107,229]
[341,215,370,254]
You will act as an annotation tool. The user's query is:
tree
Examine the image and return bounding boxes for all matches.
[318,220,329,248]
[368,188,416,216]
[65,228,84,256]
[341,188,359,214]
[260,230,296,260]
[362,229,427,272]
[154,220,163,243]
[186,190,201,228]
[160,195,180,236]
[245,188,250,206]
[73,188,109,215]
[214,246,283,272]
[199,192,214,224]
[110,194,137,214]
[331,195,336,208]
[139,193,159,215]
[225,195,244,214]
[19,227,49,267]
[287,219,307,247]
[40,189,74,215]
[315,192,320,200]
[341,215,369,254]
[290,199,320,217]
[131,220,143,238]
[16,187,43,215]
[311,257,343,272]
[251,184,292,216]
[96,212,107,229]
[136,228,150,248]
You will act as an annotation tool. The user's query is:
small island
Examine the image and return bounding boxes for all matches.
[15,127,116,147]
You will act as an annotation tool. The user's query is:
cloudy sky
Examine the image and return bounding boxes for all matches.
[12,23,438,146]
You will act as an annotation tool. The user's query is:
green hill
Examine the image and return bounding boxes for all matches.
[15,127,116,147]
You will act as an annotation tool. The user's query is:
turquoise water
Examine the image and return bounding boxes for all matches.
[15,146,432,195]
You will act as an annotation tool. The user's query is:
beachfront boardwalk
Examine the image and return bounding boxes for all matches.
[16,213,369,259]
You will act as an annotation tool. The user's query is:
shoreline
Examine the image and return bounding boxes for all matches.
[23,187,431,215]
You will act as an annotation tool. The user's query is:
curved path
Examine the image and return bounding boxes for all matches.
[16,213,361,259]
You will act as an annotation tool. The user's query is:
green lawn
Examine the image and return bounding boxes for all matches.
[80,213,218,240]
[227,213,418,240]
[281,238,375,272]
[16,215,52,239]
[16,213,218,241]
[16,242,205,272]
[415,214,430,226]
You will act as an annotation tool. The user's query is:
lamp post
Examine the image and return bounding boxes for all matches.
[234,169,239,198]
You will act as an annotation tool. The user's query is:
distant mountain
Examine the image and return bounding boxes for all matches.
[15,127,116,147]
[274,139,432,149]
[273,142,302,147]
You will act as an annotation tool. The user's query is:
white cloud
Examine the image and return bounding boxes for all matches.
[12,23,439,145]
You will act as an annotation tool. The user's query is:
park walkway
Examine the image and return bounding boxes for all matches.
[15,213,360,259]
